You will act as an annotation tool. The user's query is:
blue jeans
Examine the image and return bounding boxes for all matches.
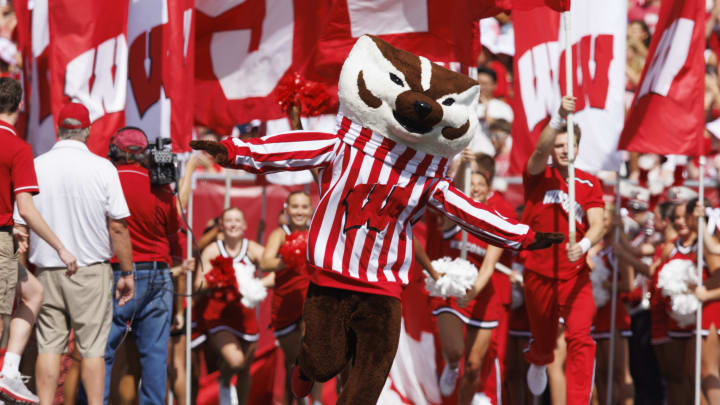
[103,266,173,404]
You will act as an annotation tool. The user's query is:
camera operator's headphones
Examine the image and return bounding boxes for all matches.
[107,126,149,161]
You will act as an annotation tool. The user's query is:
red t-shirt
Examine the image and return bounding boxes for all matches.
[111,164,180,265]
[521,164,604,279]
[0,121,38,227]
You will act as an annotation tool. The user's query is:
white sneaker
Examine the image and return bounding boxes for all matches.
[471,392,492,405]
[439,364,459,397]
[526,364,548,396]
[0,373,39,404]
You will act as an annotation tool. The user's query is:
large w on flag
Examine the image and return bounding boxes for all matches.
[509,0,626,174]
[618,0,705,156]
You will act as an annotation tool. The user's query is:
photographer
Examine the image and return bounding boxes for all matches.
[103,127,181,404]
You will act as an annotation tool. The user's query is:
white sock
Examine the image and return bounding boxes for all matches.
[313,401,322,405]
[1,352,20,378]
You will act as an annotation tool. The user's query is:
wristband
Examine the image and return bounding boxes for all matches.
[549,113,565,130]
[578,237,592,254]
[120,270,133,277]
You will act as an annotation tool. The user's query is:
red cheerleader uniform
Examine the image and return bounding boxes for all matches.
[702,267,720,336]
[197,239,260,342]
[656,239,697,340]
[592,247,632,340]
[430,225,498,329]
[272,225,310,338]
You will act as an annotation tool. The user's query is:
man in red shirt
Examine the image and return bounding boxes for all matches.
[522,96,605,403]
[0,77,77,404]
[103,127,181,404]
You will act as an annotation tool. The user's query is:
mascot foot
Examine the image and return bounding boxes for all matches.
[524,232,564,250]
[189,140,229,165]
[291,365,313,398]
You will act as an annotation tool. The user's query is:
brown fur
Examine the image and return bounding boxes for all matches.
[298,283,401,405]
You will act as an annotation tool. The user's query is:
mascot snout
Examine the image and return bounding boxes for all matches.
[392,91,442,134]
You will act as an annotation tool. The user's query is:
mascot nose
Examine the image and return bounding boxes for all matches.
[414,101,432,118]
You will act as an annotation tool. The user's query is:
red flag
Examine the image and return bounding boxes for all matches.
[618,0,705,156]
[48,0,130,156]
[194,0,481,134]
[512,0,570,11]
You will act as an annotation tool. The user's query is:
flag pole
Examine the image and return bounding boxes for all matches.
[461,164,471,260]
[185,173,195,405]
[606,180,621,405]
[562,11,576,245]
[695,155,706,405]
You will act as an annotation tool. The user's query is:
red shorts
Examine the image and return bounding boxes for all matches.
[271,281,309,337]
[702,300,720,335]
[509,305,531,338]
[197,296,259,342]
[430,283,498,328]
[593,300,632,339]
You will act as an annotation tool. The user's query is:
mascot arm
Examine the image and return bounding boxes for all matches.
[219,131,339,173]
[428,180,536,251]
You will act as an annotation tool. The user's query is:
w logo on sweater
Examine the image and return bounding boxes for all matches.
[342,183,412,234]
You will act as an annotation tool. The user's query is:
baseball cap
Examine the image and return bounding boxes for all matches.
[112,127,148,152]
[58,102,90,129]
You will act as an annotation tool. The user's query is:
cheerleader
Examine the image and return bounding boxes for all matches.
[431,167,503,405]
[589,205,634,405]
[653,201,697,405]
[691,199,720,405]
[194,207,274,405]
[260,190,323,405]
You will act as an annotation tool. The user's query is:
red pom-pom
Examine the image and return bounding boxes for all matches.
[279,230,309,270]
[206,256,240,301]
[275,71,332,117]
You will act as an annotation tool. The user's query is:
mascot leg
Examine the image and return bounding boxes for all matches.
[337,292,401,404]
[295,284,402,404]
[296,284,355,386]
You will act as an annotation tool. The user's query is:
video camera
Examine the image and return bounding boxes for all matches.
[148,138,177,185]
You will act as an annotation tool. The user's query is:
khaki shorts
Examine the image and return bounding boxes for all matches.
[36,262,113,358]
[0,231,17,316]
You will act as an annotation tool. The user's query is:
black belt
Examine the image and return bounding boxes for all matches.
[0,225,12,233]
[130,261,169,271]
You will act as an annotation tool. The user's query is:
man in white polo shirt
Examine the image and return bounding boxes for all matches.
[14,102,135,405]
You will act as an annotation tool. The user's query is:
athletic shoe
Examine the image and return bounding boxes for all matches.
[0,374,39,404]
[439,364,459,397]
[291,365,313,398]
[526,364,548,396]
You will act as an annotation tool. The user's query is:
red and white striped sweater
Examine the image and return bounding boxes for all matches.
[222,115,535,298]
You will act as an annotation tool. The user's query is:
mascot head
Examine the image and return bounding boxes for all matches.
[338,35,480,159]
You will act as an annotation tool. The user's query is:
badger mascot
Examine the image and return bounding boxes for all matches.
[191,35,562,404]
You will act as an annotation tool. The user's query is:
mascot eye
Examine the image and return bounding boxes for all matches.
[389,73,404,87]
[442,98,455,106]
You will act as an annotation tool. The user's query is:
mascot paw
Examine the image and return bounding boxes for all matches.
[524,232,564,250]
[189,140,230,165]
[291,365,313,398]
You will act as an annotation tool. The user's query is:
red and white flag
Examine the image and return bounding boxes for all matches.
[19,0,194,156]
[194,0,483,134]
[511,0,570,11]
[125,0,195,152]
[618,0,706,156]
[48,0,130,156]
[509,0,626,174]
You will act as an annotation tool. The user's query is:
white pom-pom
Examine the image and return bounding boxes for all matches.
[657,259,696,297]
[234,262,267,308]
[590,256,611,308]
[669,294,700,327]
[510,283,524,309]
[656,259,699,327]
[425,257,478,298]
